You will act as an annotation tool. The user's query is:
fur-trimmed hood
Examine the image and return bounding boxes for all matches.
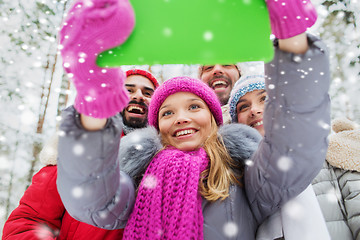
[119,124,262,186]
[40,124,262,184]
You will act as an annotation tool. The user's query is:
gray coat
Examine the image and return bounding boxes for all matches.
[57,34,331,240]
[313,161,360,240]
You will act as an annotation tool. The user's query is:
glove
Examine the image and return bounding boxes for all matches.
[265,0,317,39]
[59,0,135,118]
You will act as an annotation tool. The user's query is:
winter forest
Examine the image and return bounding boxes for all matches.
[0,0,359,234]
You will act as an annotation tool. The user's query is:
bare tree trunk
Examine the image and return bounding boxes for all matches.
[26,53,54,186]
[26,1,69,186]
[57,73,71,118]
[57,1,71,119]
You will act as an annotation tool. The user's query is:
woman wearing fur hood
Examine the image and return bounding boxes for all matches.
[55,0,331,239]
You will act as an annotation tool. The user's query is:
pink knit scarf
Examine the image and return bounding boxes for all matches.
[123,147,209,239]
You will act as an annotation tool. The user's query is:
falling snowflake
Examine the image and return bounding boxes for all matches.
[83,0,94,7]
[73,143,85,156]
[244,159,254,167]
[143,174,157,189]
[84,96,94,102]
[163,27,172,37]
[98,210,109,219]
[72,186,84,198]
[129,131,142,143]
[135,144,143,151]
[325,189,338,203]
[157,229,164,237]
[283,200,304,220]
[203,31,214,41]
[277,156,293,171]
[223,221,238,237]
[35,223,55,240]
[58,130,66,137]
[33,61,42,68]
[21,44,28,50]
[318,119,330,130]
[293,55,302,63]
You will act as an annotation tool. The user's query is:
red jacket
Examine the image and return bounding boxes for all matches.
[2,166,124,240]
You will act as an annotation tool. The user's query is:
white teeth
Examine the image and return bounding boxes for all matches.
[175,129,195,137]
[212,80,227,87]
[253,120,263,127]
[128,105,144,113]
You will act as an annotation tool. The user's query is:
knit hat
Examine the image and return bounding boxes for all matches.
[148,76,223,129]
[326,118,360,172]
[228,74,266,122]
[126,69,159,88]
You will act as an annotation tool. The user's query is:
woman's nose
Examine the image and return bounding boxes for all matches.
[175,112,191,125]
[250,104,263,116]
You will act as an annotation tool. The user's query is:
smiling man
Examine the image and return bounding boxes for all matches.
[199,64,241,124]
[122,69,159,135]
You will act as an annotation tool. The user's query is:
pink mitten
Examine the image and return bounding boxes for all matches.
[60,0,135,118]
[265,0,317,39]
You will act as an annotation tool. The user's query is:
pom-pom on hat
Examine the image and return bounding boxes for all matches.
[148,76,223,129]
[228,75,265,122]
[326,118,360,172]
[126,69,159,88]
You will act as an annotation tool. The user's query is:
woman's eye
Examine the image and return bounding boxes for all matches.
[189,104,200,110]
[162,111,173,117]
[127,88,133,93]
[260,96,267,102]
[238,105,249,112]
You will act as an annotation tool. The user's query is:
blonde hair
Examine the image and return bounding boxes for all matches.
[160,116,243,202]
[199,117,243,201]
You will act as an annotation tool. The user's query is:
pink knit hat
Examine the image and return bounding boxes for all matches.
[126,69,159,88]
[148,76,223,129]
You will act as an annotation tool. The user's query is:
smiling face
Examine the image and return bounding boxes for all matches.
[158,92,213,151]
[236,89,267,136]
[200,64,240,106]
[122,75,155,128]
